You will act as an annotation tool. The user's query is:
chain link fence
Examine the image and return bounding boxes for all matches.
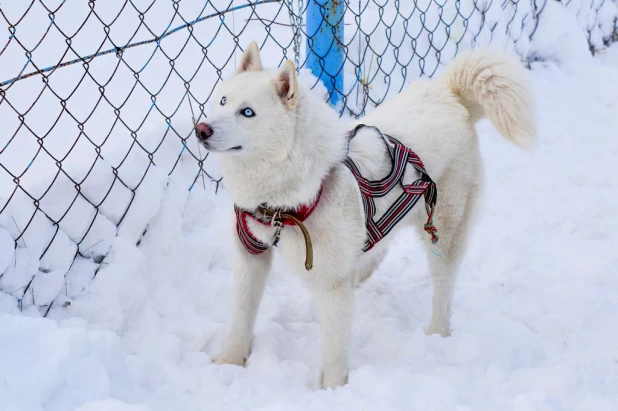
[1,0,616,315]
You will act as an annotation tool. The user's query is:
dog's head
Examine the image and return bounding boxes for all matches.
[195,41,298,161]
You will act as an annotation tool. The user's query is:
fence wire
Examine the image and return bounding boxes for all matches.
[0,0,616,315]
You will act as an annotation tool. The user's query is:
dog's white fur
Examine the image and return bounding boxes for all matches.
[199,41,536,389]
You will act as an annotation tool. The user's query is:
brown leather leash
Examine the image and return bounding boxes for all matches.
[256,205,314,270]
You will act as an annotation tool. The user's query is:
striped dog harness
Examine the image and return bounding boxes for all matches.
[343,124,438,251]
[234,124,438,269]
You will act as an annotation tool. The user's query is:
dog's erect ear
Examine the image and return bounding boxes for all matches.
[273,60,297,108]
[236,41,262,73]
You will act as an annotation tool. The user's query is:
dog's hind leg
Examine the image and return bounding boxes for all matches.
[418,165,481,337]
[213,244,272,366]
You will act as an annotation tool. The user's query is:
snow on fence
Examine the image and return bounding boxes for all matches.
[0,0,616,316]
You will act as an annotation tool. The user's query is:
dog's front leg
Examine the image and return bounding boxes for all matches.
[213,246,272,366]
[311,280,354,389]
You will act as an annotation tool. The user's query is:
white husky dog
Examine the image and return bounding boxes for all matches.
[196,41,536,389]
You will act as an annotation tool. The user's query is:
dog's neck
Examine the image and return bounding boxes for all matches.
[219,85,348,210]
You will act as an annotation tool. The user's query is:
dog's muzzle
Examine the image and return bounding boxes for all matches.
[194,122,242,151]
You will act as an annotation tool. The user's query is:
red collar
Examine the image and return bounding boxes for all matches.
[253,185,323,227]
[233,185,324,259]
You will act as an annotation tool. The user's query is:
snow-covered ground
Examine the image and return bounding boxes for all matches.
[2,1,618,410]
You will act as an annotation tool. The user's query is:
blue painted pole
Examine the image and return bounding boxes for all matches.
[306,0,344,107]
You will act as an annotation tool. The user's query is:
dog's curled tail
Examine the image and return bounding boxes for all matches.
[443,49,537,149]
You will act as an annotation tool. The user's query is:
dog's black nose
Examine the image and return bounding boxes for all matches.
[195,122,213,141]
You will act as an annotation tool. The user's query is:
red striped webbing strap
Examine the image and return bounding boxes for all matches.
[235,207,270,255]
[343,124,438,252]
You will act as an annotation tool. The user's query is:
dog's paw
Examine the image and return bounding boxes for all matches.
[425,322,451,337]
[212,349,249,367]
[321,371,348,390]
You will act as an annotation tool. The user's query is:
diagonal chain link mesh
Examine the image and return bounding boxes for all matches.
[0,0,616,315]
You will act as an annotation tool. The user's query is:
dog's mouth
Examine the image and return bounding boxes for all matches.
[199,142,242,152]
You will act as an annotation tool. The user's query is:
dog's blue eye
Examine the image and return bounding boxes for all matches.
[220,97,226,106]
[241,108,255,118]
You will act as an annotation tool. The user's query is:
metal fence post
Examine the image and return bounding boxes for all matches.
[306,0,344,107]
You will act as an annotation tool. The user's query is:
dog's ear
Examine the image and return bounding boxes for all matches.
[273,60,297,109]
[236,41,262,73]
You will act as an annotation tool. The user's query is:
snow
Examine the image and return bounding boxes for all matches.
[1,0,618,410]
[0,315,135,411]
